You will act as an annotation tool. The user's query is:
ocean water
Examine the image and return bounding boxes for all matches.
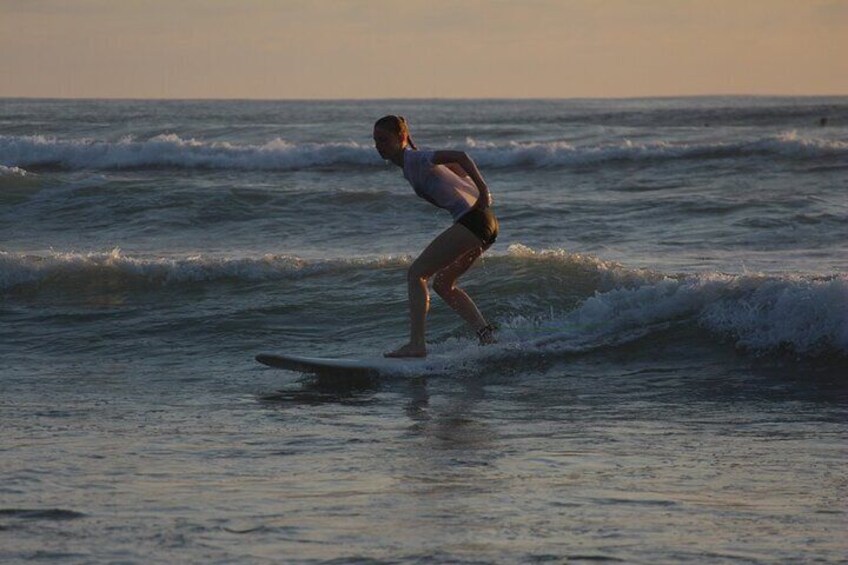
[1,97,846,563]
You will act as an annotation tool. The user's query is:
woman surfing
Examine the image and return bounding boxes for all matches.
[373,115,499,358]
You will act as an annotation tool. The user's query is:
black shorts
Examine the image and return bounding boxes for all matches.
[457,207,499,249]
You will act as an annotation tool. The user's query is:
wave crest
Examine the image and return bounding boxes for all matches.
[2,131,843,171]
[0,248,410,292]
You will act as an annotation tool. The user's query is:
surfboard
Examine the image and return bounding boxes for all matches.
[255,352,439,377]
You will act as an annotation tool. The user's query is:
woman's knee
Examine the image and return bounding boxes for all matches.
[407,263,430,284]
[432,273,454,298]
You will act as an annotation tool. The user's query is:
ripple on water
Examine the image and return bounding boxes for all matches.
[0,508,86,521]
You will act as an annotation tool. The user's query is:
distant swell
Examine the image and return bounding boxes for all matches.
[0,134,376,171]
[467,132,848,167]
[2,246,846,358]
[1,131,843,172]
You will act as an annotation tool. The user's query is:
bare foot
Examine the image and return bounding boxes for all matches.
[477,324,497,345]
[383,343,427,358]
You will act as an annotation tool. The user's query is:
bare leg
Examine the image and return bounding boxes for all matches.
[433,247,488,331]
[385,223,484,358]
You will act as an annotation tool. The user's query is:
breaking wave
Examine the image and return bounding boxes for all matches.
[524,269,848,358]
[2,246,845,358]
[1,131,843,172]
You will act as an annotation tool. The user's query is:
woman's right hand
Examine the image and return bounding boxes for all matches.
[476,190,493,210]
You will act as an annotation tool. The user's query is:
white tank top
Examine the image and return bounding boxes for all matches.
[402,149,480,221]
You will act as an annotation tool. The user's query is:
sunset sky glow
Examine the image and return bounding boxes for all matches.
[1,0,845,99]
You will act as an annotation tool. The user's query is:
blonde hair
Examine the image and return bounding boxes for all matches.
[374,115,417,150]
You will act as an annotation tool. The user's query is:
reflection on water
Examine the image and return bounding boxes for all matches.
[240,343,848,563]
[258,373,380,408]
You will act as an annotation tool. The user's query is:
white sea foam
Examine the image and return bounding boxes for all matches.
[699,273,848,355]
[533,269,848,357]
[0,164,28,176]
[1,131,844,171]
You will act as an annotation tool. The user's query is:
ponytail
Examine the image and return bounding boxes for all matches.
[374,115,417,150]
[399,116,417,150]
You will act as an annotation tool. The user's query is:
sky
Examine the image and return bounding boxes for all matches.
[1,0,846,99]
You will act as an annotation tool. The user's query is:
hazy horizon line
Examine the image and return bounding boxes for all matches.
[2,93,846,103]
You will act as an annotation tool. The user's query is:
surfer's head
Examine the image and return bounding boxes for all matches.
[373,115,417,161]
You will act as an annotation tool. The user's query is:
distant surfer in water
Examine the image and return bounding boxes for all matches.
[373,115,499,358]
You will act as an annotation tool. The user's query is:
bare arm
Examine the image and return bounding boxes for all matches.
[432,150,492,209]
[444,162,470,178]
